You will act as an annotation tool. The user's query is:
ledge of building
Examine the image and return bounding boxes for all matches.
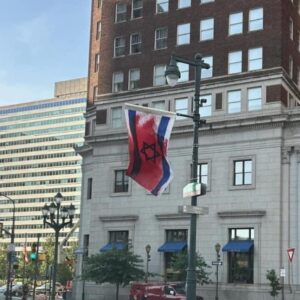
[155,213,190,221]
[218,210,266,218]
[99,215,139,222]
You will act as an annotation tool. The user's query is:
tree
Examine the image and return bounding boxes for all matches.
[266,269,281,299]
[0,244,8,282]
[83,249,145,300]
[170,251,211,285]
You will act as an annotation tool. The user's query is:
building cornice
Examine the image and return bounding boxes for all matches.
[218,210,266,218]
[155,213,190,221]
[99,215,139,222]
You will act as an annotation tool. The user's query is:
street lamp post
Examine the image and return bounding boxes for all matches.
[0,193,16,300]
[145,244,151,283]
[214,243,221,300]
[42,192,75,300]
[165,53,209,300]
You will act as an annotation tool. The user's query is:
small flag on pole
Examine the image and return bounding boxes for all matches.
[124,103,175,196]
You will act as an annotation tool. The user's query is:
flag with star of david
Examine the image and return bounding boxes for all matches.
[124,103,176,196]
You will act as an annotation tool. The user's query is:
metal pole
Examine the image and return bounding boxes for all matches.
[3,195,15,300]
[82,252,86,300]
[51,207,60,300]
[215,264,219,300]
[186,55,202,300]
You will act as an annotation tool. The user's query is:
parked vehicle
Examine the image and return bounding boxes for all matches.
[129,282,203,300]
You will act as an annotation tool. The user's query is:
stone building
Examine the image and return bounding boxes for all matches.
[75,1,300,299]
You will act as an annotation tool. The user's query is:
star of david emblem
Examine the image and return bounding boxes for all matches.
[140,142,160,161]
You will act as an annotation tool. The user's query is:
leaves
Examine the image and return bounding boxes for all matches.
[266,269,281,298]
[170,251,212,285]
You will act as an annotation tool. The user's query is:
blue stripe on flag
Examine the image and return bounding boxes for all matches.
[151,116,171,195]
[128,110,142,176]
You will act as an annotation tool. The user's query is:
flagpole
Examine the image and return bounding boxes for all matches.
[22,233,28,291]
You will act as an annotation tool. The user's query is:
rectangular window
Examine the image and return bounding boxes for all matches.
[228,228,254,284]
[229,12,243,35]
[153,65,166,86]
[96,109,107,125]
[112,71,124,92]
[289,18,293,40]
[234,160,252,185]
[93,86,98,102]
[115,3,127,23]
[228,90,241,113]
[175,98,188,119]
[109,231,129,244]
[197,163,208,185]
[152,100,165,110]
[83,234,89,256]
[114,36,126,57]
[96,21,101,39]
[129,68,140,90]
[178,62,189,82]
[178,0,191,9]
[200,0,214,3]
[248,87,262,111]
[201,56,213,78]
[155,27,168,50]
[289,56,293,78]
[132,0,143,18]
[228,51,242,74]
[200,18,214,41]
[248,47,262,71]
[87,178,93,200]
[130,33,142,54]
[156,0,168,13]
[114,170,128,193]
[249,7,263,31]
[200,94,212,117]
[95,53,100,72]
[111,107,123,128]
[177,23,190,45]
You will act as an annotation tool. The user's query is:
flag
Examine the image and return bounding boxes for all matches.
[124,103,175,196]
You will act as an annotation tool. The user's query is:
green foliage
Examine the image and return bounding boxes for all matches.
[266,269,281,299]
[83,249,145,300]
[57,264,73,286]
[170,251,211,285]
[0,244,8,281]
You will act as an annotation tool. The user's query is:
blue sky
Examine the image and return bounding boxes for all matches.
[0,1,90,106]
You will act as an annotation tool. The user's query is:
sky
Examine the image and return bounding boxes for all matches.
[0,0,91,106]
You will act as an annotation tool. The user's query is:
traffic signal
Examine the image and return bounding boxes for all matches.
[30,243,37,261]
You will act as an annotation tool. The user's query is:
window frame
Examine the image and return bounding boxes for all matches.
[227,90,241,114]
[248,87,262,111]
[115,3,127,23]
[248,7,263,32]
[153,65,166,86]
[128,68,140,90]
[177,23,191,45]
[178,0,191,9]
[114,36,126,57]
[130,33,142,54]
[87,178,93,200]
[132,0,143,19]
[155,27,168,50]
[201,56,213,78]
[228,50,242,74]
[200,94,212,117]
[112,169,130,194]
[228,156,256,190]
[200,18,214,41]
[229,12,243,36]
[156,0,169,13]
[248,47,263,71]
[175,97,189,119]
[112,71,124,93]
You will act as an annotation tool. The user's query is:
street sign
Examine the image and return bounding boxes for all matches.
[183,183,206,198]
[212,261,223,266]
[287,248,295,262]
[178,205,209,215]
[280,268,286,277]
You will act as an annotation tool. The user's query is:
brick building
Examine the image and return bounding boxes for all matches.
[75,1,300,299]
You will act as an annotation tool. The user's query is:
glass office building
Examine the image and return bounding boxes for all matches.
[0,78,87,251]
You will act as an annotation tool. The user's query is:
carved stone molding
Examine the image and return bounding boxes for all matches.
[218,210,266,218]
[155,213,190,221]
[99,215,139,222]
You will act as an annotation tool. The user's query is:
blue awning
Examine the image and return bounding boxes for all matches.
[100,242,126,252]
[158,241,187,252]
[222,241,254,253]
